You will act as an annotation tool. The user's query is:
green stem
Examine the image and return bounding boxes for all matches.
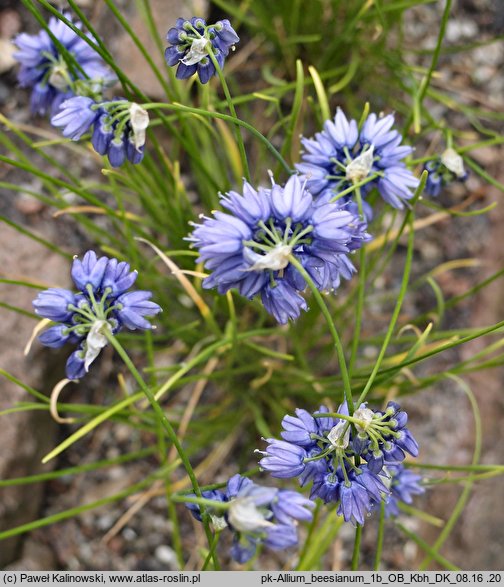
[207,49,250,181]
[356,173,426,405]
[351,525,363,570]
[104,332,219,569]
[312,412,370,427]
[349,186,366,374]
[172,495,229,510]
[328,174,379,202]
[374,501,385,570]
[102,0,173,100]
[287,254,353,414]
[405,0,452,133]
[143,103,292,175]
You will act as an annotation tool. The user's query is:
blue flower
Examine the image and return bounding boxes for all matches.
[338,480,371,526]
[102,259,138,296]
[50,96,99,139]
[184,474,314,564]
[299,447,329,487]
[296,108,419,214]
[230,534,259,564]
[263,524,299,550]
[257,438,307,479]
[271,490,315,525]
[116,291,162,330]
[257,402,418,526]
[280,408,318,447]
[38,324,72,348]
[189,175,370,324]
[165,17,239,84]
[14,14,114,116]
[33,251,162,380]
[260,281,308,325]
[66,345,87,380]
[33,288,77,322]
[71,250,108,292]
[51,98,149,167]
[385,464,424,518]
[310,471,340,503]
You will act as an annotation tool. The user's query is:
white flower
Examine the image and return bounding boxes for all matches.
[327,421,350,449]
[49,63,70,91]
[243,244,293,272]
[228,497,274,533]
[180,37,209,66]
[346,145,375,183]
[210,514,228,532]
[441,148,466,178]
[129,103,150,150]
[353,406,375,433]
[84,320,111,371]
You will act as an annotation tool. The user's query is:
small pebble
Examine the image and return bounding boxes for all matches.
[154,545,178,569]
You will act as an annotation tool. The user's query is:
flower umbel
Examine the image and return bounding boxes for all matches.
[296,108,419,214]
[424,147,468,197]
[14,13,114,116]
[51,98,149,167]
[165,17,239,83]
[188,174,370,324]
[184,474,314,563]
[257,402,419,526]
[385,464,425,517]
[33,251,162,379]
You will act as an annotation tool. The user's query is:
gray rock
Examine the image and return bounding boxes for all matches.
[0,223,69,567]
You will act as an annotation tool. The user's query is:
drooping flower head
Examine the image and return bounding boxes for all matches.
[188,174,370,324]
[296,108,419,214]
[184,474,314,563]
[14,13,114,116]
[257,402,419,526]
[51,97,149,167]
[424,147,468,197]
[33,251,162,379]
[165,17,239,83]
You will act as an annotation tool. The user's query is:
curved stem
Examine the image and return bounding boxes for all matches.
[356,173,426,405]
[349,186,366,374]
[312,411,369,427]
[142,102,292,175]
[357,202,417,406]
[172,495,229,510]
[206,49,250,182]
[104,332,219,569]
[287,254,354,414]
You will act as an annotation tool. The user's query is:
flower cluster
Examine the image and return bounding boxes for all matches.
[296,108,419,216]
[51,97,149,167]
[189,174,370,324]
[257,402,419,525]
[14,13,114,116]
[424,148,468,197]
[33,251,161,380]
[165,17,239,83]
[185,474,314,563]
[385,464,424,518]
